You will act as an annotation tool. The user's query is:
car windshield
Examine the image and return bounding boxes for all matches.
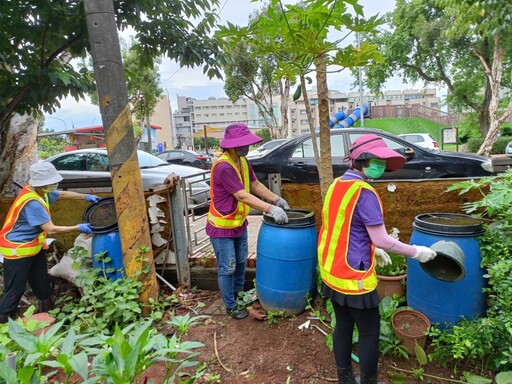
[138,151,169,168]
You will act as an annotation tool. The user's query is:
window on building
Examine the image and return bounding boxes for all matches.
[300,119,308,125]
[300,109,307,115]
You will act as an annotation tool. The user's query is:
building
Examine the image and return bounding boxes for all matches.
[168,88,441,144]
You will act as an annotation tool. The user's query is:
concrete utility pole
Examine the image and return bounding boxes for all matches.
[84,0,158,306]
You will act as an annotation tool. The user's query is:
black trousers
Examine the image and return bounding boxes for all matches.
[0,250,51,316]
[332,301,380,376]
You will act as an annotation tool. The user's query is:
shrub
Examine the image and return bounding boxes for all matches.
[466,136,511,154]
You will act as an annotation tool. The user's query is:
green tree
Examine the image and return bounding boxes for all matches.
[364,0,512,154]
[440,0,512,156]
[0,0,223,196]
[220,0,382,198]
[37,132,67,159]
[255,128,271,143]
[86,41,164,150]
[220,7,292,139]
[193,136,219,150]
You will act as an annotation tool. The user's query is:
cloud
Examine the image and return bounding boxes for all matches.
[44,0,401,130]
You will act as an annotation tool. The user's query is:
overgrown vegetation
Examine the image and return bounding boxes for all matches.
[0,245,209,383]
[433,170,512,371]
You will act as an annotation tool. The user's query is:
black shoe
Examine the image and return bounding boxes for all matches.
[228,309,248,320]
[358,372,385,384]
[337,366,357,384]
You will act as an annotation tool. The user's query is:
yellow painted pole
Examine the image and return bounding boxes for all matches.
[84,0,158,308]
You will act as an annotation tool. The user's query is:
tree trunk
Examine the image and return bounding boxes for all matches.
[315,53,333,200]
[477,39,507,157]
[478,83,492,137]
[279,78,291,139]
[0,114,38,197]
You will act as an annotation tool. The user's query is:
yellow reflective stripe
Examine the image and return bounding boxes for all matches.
[320,267,378,294]
[323,181,364,272]
[317,182,335,266]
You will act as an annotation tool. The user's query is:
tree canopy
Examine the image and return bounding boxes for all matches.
[364,0,512,144]
[0,0,223,131]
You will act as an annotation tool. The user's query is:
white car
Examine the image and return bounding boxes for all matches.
[45,149,210,205]
[398,133,439,150]
[247,139,287,159]
[506,141,512,158]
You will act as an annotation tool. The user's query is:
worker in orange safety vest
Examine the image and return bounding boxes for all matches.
[318,134,437,384]
[0,162,98,323]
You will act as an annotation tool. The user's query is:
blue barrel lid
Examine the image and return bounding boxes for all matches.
[83,197,119,234]
[413,213,483,236]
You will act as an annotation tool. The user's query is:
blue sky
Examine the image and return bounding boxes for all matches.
[43,0,440,132]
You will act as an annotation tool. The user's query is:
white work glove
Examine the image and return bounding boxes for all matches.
[268,205,289,224]
[412,246,437,263]
[375,248,392,267]
[273,196,290,210]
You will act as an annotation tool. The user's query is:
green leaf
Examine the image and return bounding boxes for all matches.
[0,362,18,383]
[414,341,428,365]
[293,85,302,101]
[8,319,37,353]
[496,372,512,384]
[57,72,72,86]
[69,352,89,380]
[465,374,493,384]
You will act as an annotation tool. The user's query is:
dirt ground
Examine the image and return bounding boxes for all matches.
[142,289,495,384]
[23,279,495,384]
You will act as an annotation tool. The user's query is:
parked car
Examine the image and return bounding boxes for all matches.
[506,141,512,158]
[247,139,288,159]
[157,149,211,169]
[398,133,439,149]
[45,149,210,205]
[249,128,495,185]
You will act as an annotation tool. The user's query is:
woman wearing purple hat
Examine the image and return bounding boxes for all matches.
[206,123,290,319]
[317,134,437,384]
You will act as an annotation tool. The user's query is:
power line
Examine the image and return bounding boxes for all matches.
[219,0,230,16]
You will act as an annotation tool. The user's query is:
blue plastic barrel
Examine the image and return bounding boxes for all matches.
[256,209,318,315]
[83,198,125,281]
[407,213,486,327]
[91,231,124,281]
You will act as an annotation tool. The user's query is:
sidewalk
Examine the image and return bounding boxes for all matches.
[188,214,264,268]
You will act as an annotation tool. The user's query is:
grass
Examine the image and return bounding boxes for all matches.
[352,117,448,142]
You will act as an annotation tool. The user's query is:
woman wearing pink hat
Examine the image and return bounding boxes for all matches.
[206,123,289,319]
[317,134,437,384]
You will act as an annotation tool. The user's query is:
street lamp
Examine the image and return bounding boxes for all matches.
[46,116,67,131]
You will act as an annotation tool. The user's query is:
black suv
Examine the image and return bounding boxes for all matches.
[250,128,495,184]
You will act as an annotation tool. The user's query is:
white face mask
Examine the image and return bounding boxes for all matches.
[42,183,58,193]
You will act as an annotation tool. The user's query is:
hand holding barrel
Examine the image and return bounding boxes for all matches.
[412,246,437,263]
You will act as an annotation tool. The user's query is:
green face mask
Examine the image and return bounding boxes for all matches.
[42,183,58,193]
[363,159,386,179]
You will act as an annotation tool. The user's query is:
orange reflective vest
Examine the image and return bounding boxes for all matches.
[0,186,50,259]
[207,153,251,229]
[318,179,383,295]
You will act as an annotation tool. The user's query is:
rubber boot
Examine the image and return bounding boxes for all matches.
[358,372,385,384]
[38,298,53,313]
[337,366,357,384]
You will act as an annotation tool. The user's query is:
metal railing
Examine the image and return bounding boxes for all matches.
[179,172,212,257]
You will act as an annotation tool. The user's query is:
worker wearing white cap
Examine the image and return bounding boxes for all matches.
[0,162,99,323]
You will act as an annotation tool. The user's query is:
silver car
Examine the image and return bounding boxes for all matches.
[45,149,210,205]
